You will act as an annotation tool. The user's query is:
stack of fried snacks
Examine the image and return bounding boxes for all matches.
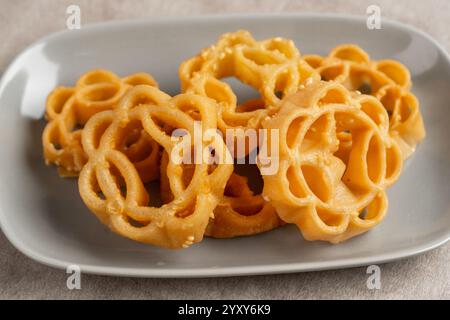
[179,30,319,238]
[42,30,425,249]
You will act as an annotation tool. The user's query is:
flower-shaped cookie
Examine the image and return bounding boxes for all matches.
[43,69,158,176]
[180,30,319,156]
[261,81,403,243]
[78,85,233,248]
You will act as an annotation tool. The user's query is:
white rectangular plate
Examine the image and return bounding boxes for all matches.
[0,13,449,278]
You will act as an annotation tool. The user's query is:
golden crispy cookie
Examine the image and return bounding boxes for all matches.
[43,69,158,177]
[304,45,425,158]
[180,30,319,155]
[260,81,403,243]
[78,85,233,248]
[160,152,282,238]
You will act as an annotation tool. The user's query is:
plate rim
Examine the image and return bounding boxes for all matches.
[1,12,449,278]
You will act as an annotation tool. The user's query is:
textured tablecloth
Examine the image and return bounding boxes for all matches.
[0,0,449,299]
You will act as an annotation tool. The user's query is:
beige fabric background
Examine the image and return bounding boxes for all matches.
[0,0,449,299]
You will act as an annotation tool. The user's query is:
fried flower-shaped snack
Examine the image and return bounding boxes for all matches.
[43,69,158,177]
[304,45,425,158]
[78,85,233,248]
[180,30,319,155]
[260,81,403,243]
[160,152,282,238]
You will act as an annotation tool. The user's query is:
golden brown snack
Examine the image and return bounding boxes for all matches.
[78,85,233,248]
[260,81,403,243]
[43,69,158,176]
[180,30,319,156]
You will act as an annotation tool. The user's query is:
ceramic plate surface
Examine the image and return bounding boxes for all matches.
[0,13,449,277]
